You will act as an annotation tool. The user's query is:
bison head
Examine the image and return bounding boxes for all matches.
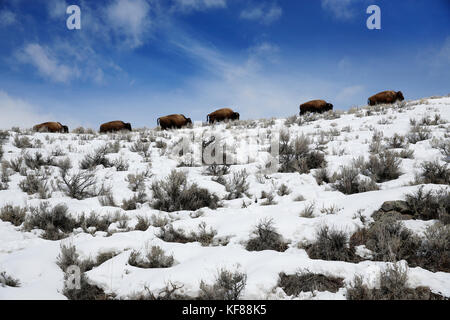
[62,125,69,133]
[325,103,333,111]
[396,91,404,101]
[232,112,240,120]
[125,123,132,131]
[186,118,192,125]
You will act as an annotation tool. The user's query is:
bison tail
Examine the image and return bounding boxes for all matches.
[157,118,160,126]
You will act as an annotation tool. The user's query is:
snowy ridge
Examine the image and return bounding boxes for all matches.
[0,96,449,300]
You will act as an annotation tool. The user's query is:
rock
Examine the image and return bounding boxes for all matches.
[372,210,403,221]
[380,200,411,214]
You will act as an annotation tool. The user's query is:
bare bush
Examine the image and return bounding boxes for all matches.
[332,166,379,195]
[300,203,315,218]
[204,164,230,176]
[0,204,26,226]
[362,214,420,262]
[112,157,129,171]
[24,203,78,240]
[198,269,247,300]
[362,151,402,182]
[225,169,251,200]
[135,215,151,231]
[57,169,98,200]
[0,271,21,288]
[151,170,219,212]
[128,246,174,269]
[79,145,113,170]
[158,222,218,246]
[306,226,357,262]
[407,124,431,144]
[278,271,344,295]
[346,264,444,300]
[404,187,449,223]
[314,167,331,185]
[414,223,450,272]
[277,184,291,196]
[19,170,51,199]
[279,133,326,174]
[57,244,109,300]
[415,161,449,185]
[126,173,146,192]
[246,218,288,252]
[13,135,32,149]
[23,152,52,170]
[121,191,147,211]
[387,134,407,149]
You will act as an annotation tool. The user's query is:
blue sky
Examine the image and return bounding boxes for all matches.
[0,0,449,129]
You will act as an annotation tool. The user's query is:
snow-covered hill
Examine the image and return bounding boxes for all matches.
[0,96,449,300]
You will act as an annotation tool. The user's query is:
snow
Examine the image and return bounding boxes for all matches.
[0,96,449,299]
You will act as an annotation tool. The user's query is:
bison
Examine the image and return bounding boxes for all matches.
[368,90,404,106]
[99,121,132,133]
[157,114,192,130]
[207,108,240,124]
[299,100,333,116]
[33,122,69,133]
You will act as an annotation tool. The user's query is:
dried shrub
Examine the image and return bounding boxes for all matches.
[278,271,344,295]
[246,218,288,252]
[128,246,174,269]
[415,161,449,185]
[404,187,449,223]
[332,166,379,195]
[79,145,113,170]
[0,204,26,226]
[306,226,357,262]
[151,170,219,212]
[278,132,326,174]
[346,264,444,300]
[23,203,77,240]
[198,269,247,300]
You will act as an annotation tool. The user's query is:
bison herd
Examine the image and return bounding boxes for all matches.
[32,90,405,133]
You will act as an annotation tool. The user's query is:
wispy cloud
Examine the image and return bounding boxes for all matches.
[240,2,282,25]
[0,91,53,129]
[105,0,152,49]
[0,9,17,27]
[335,85,365,105]
[172,0,227,12]
[16,43,79,83]
[321,0,358,21]
[46,0,68,19]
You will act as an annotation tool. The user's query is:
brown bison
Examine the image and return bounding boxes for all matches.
[207,108,240,124]
[368,90,404,106]
[99,121,132,133]
[33,122,68,133]
[299,100,333,115]
[157,114,192,130]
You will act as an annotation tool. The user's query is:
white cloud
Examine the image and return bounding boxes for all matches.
[321,0,358,21]
[46,0,68,19]
[105,0,152,48]
[0,91,53,129]
[16,43,79,83]
[335,85,365,104]
[438,36,450,63]
[0,9,17,27]
[172,0,227,12]
[240,3,282,24]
